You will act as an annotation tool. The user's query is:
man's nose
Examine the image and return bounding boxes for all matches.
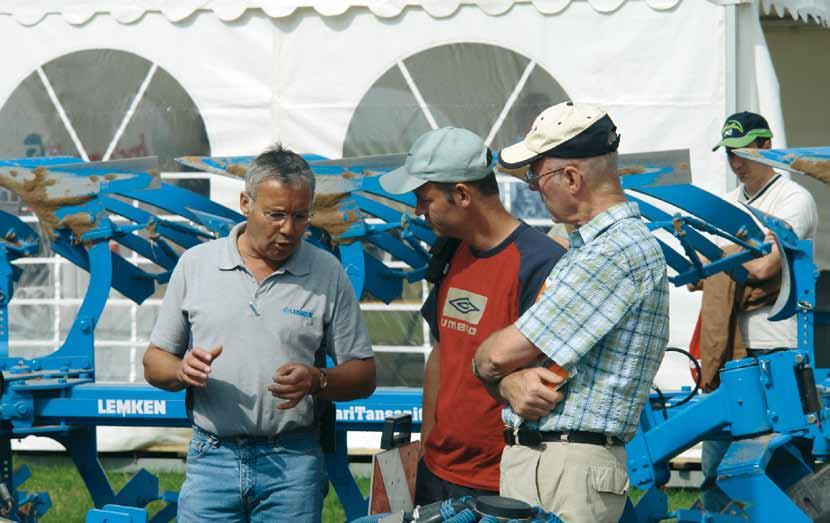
[278,216,299,235]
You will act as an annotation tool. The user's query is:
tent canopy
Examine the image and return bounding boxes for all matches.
[763,0,830,27]
[5,0,685,25]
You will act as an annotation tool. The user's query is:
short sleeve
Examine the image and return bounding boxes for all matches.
[772,189,818,240]
[420,284,440,342]
[325,266,374,364]
[149,254,191,356]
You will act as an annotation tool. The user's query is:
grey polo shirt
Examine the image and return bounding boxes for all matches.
[150,222,374,437]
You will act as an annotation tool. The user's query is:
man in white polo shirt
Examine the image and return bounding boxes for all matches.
[700,111,818,511]
[714,112,818,350]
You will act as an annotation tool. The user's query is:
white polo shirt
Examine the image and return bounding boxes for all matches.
[724,174,818,349]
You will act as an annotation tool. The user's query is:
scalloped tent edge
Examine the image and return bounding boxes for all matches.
[4,1,828,27]
[761,0,830,27]
[3,0,687,27]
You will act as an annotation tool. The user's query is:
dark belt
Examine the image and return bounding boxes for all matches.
[503,428,623,447]
[194,425,317,445]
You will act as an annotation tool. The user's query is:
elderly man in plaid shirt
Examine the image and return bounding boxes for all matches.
[474,102,669,523]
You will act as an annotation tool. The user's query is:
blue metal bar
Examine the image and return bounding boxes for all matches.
[52,237,113,365]
[731,146,830,177]
[629,184,765,242]
[326,430,367,521]
[102,197,206,248]
[118,183,243,231]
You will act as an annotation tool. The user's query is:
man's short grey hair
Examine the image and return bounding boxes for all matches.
[549,151,619,188]
[245,143,316,200]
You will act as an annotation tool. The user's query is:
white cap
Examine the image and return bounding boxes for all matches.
[499,102,618,168]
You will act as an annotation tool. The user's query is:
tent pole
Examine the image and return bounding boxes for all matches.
[725,2,739,192]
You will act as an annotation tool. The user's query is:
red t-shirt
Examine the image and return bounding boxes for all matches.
[421,222,565,491]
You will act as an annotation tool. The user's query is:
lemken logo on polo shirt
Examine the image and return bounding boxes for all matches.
[283,307,313,319]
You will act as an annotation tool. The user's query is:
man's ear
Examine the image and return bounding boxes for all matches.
[564,166,582,194]
[760,138,773,150]
[240,192,252,217]
[453,183,473,207]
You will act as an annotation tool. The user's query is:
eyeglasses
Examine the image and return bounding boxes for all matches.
[526,166,566,191]
[261,210,313,226]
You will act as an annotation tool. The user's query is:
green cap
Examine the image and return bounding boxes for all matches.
[379,127,494,195]
[713,111,773,151]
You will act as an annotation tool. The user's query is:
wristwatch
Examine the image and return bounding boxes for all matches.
[317,368,328,394]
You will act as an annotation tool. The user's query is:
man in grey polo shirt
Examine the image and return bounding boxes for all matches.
[143,144,376,523]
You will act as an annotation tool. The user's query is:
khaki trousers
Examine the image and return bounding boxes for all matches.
[500,441,629,523]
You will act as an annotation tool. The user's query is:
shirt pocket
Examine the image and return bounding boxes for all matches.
[266,309,325,362]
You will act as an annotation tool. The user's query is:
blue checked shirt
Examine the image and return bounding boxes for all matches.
[504,202,669,441]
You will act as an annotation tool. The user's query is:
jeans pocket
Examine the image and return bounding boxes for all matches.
[187,437,212,462]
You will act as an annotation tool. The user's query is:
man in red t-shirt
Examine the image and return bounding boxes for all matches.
[380,127,566,503]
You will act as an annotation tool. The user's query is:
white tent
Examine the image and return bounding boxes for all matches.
[1,0,793,192]
[0,0,827,450]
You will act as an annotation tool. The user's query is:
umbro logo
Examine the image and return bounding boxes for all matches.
[442,288,487,328]
[449,297,480,314]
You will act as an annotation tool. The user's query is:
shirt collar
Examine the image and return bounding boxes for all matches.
[217,221,311,276]
[741,173,781,204]
[568,201,640,249]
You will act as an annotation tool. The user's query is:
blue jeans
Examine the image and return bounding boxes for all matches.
[177,426,327,523]
[701,439,732,513]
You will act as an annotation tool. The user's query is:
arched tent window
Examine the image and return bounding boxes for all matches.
[344,42,569,222]
[0,49,209,171]
[0,49,210,381]
[343,43,567,386]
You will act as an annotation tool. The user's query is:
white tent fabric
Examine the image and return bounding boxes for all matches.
[3,0,685,25]
[3,1,736,189]
[738,0,790,150]
[762,0,830,26]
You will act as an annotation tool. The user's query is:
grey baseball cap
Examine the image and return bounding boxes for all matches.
[379,127,495,195]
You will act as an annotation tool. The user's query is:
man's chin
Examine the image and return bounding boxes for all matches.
[268,244,299,262]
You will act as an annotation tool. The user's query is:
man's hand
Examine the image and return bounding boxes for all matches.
[176,345,223,388]
[268,363,316,410]
[498,367,565,420]
[745,231,781,281]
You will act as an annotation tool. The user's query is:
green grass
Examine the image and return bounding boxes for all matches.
[15,458,184,522]
[631,487,701,515]
[14,457,699,522]
[15,457,368,522]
